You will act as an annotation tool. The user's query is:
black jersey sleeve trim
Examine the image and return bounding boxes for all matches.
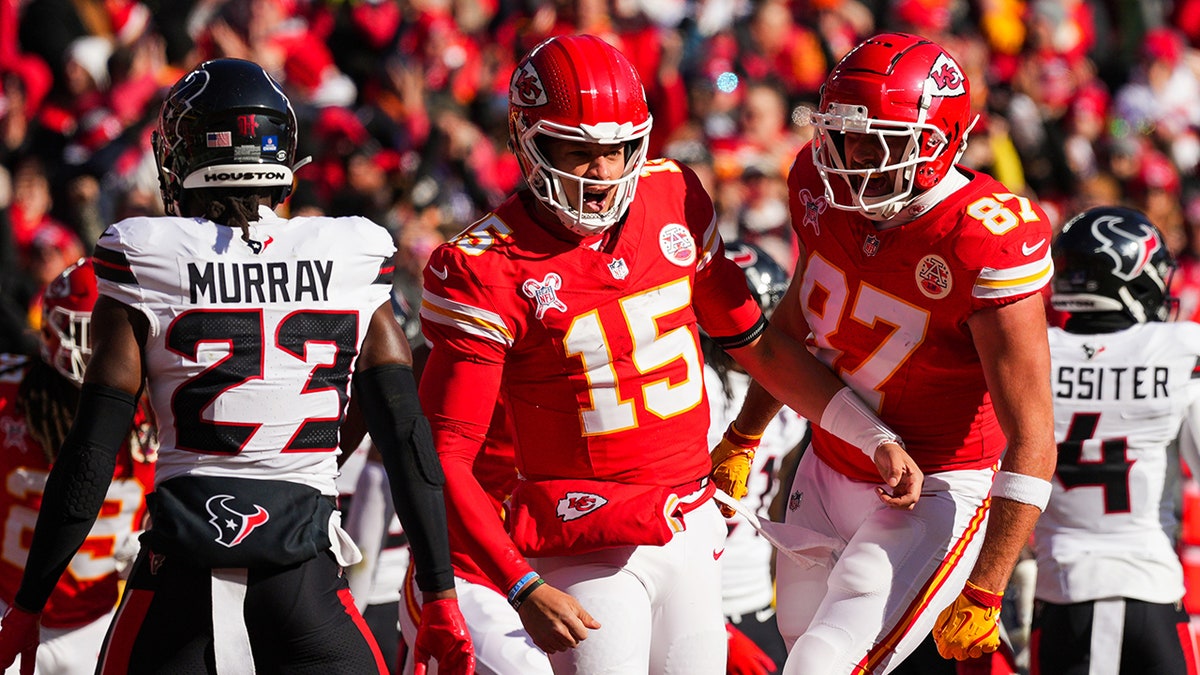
[710,315,768,351]
[92,246,138,285]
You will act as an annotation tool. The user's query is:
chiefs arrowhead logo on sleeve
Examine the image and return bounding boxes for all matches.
[927,53,967,97]
[510,62,548,107]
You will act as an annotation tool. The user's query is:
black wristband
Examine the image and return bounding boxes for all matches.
[510,577,546,611]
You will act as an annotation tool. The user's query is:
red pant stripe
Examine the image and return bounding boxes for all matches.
[98,588,154,675]
[1178,618,1199,675]
[337,587,389,673]
[856,497,992,674]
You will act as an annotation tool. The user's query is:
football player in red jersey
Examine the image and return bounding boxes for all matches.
[0,59,473,674]
[715,33,1058,674]
[418,34,915,674]
[0,259,156,674]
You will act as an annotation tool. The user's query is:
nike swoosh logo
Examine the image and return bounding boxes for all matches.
[430,265,449,280]
[1022,239,1047,256]
[713,549,725,560]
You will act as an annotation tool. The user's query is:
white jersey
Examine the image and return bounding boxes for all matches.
[1035,321,1200,604]
[705,365,809,617]
[93,206,395,496]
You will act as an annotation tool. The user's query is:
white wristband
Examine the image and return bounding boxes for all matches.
[990,471,1052,511]
[819,387,903,458]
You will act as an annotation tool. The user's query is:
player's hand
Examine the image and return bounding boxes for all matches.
[932,580,1003,661]
[871,441,923,510]
[517,582,601,654]
[413,598,475,675]
[726,622,775,675]
[0,605,40,675]
[711,424,762,518]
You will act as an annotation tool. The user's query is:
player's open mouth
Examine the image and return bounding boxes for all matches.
[582,188,611,212]
[850,173,891,198]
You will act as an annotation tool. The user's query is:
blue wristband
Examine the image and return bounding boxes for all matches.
[506,571,540,604]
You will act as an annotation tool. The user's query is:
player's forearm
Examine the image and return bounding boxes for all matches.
[727,379,785,436]
[354,364,455,593]
[968,496,1040,593]
[970,432,1054,592]
[730,325,843,424]
[16,384,131,612]
[440,454,535,593]
[733,327,901,454]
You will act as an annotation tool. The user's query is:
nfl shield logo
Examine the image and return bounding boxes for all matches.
[788,490,803,512]
[608,258,628,280]
[863,234,880,257]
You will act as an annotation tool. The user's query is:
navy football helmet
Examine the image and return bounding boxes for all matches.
[153,58,304,215]
[1051,206,1176,323]
[724,240,790,317]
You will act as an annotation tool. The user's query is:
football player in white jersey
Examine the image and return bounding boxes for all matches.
[0,58,474,674]
[703,241,808,675]
[1032,205,1200,674]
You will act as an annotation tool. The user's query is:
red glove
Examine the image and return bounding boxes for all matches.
[0,606,40,675]
[726,622,775,675]
[413,598,475,675]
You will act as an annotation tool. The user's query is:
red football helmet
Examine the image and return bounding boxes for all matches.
[508,34,653,236]
[40,258,98,384]
[810,33,979,220]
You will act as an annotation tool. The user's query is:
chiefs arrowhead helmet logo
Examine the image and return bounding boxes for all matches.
[206,494,270,548]
[511,62,548,107]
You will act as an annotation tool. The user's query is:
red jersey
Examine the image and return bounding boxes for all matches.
[0,355,155,628]
[420,159,763,590]
[788,147,1054,482]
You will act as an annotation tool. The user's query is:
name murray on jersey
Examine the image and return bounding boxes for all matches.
[187,260,333,304]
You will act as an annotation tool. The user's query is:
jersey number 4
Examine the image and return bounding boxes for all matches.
[167,308,358,454]
[1056,412,1134,513]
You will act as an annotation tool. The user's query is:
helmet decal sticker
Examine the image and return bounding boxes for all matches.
[927,53,967,97]
[511,62,547,107]
[1090,215,1161,281]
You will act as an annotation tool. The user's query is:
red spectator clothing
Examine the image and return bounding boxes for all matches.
[1171,255,1200,324]
[0,354,154,628]
[418,160,763,592]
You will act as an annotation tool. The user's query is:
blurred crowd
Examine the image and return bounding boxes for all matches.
[3,0,1200,354]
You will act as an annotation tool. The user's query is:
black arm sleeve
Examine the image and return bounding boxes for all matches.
[353,364,455,593]
[14,383,134,612]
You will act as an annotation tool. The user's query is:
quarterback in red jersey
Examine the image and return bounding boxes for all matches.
[0,259,155,674]
[419,34,915,674]
[717,33,1058,674]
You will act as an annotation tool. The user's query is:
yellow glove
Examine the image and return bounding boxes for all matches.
[932,580,1003,661]
[711,423,761,518]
